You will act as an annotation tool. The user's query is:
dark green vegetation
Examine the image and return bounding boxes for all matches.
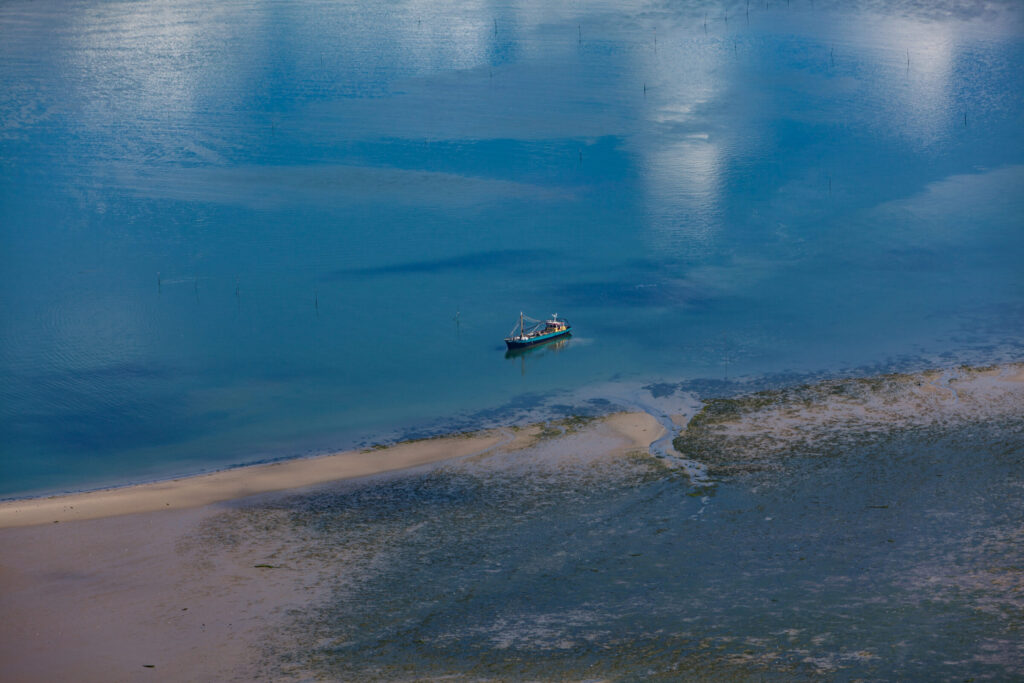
[673,367,1017,477]
[536,415,598,440]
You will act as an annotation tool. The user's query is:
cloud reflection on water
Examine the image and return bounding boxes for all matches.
[2,0,1022,496]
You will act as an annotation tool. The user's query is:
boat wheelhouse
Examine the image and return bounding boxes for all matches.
[504,313,572,350]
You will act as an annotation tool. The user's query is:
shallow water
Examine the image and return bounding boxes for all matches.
[2,0,1023,495]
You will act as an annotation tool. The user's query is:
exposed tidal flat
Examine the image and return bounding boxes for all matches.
[1,363,1021,681]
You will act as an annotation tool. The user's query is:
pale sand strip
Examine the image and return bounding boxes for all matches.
[0,430,512,528]
[0,412,664,683]
[0,412,665,529]
[600,410,666,449]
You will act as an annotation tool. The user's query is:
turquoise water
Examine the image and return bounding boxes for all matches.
[2,0,1023,496]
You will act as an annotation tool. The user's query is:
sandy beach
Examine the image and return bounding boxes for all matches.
[0,429,520,529]
[0,412,664,682]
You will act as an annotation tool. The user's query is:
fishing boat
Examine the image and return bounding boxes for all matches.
[504,312,571,350]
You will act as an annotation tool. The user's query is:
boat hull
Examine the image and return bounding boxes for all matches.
[504,327,572,349]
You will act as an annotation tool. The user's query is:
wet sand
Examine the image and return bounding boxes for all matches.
[0,429,518,529]
[674,363,1024,474]
[0,412,664,682]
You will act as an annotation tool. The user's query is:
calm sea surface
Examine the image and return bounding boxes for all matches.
[1,0,1023,496]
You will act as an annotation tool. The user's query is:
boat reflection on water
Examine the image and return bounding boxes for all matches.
[505,335,572,375]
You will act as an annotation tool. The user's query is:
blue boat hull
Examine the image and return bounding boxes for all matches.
[504,327,572,350]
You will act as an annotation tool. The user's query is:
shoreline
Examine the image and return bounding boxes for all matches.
[0,429,519,528]
[0,412,664,529]
[3,361,1021,528]
[1,366,1020,681]
[0,411,667,681]
[0,430,520,528]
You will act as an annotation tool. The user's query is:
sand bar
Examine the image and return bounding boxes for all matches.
[0,411,666,529]
[0,412,664,682]
[0,429,514,528]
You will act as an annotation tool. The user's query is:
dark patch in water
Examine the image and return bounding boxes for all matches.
[553,279,716,309]
[325,248,558,279]
[583,397,614,409]
[396,392,555,439]
[17,404,230,453]
[644,382,678,398]
[0,360,174,385]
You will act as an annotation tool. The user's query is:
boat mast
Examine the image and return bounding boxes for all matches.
[520,311,524,337]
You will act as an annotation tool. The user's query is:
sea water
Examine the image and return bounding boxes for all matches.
[2,0,1023,495]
